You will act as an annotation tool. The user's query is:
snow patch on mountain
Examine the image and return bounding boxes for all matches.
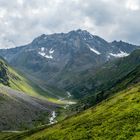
[38,52,53,59]
[38,47,53,59]
[109,51,129,58]
[44,55,53,59]
[49,48,54,54]
[88,46,101,55]
[41,47,45,52]
[38,52,46,57]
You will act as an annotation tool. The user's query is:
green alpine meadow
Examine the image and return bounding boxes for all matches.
[2,82,140,140]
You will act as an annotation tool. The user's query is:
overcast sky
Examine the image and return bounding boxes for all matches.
[0,0,140,48]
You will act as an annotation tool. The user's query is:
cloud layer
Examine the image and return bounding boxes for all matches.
[0,0,140,48]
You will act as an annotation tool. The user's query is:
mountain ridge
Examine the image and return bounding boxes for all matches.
[0,29,139,99]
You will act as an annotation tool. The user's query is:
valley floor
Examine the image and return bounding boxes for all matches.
[1,83,140,140]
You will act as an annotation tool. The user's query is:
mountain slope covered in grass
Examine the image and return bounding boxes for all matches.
[72,50,140,111]
[0,58,66,103]
[2,82,140,140]
[0,58,63,130]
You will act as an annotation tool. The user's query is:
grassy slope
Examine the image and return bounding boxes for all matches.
[73,64,140,112]
[0,58,64,104]
[3,83,140,140]
[6,50,69,99]
[0,58,62,131]
[71,50,140,112]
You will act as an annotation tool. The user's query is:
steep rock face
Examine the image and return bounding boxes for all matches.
[0,29,139,98]
[0,60,9,86]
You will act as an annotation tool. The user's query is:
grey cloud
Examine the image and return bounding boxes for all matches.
[0,0,140,48]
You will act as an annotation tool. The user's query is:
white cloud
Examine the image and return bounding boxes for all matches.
[126,0,140,11]
[0,8,7,18]
[17,0,24,5]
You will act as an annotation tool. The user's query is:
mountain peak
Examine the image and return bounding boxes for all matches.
[67,29,94,41]
[76,29,92,35]
[76,29,89,33]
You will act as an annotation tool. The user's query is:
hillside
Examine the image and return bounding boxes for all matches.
[69,49,140,98]
[0,58,65,130]
[73,62,140,112]
[2,82,140,140]
[71,49,140,111]
[0,86,54,130]
[0,58,66,103]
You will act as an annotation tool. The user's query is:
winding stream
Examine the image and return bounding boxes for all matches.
[49,91,75,125]
[66,91,71,98]
[49,111,57,125]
